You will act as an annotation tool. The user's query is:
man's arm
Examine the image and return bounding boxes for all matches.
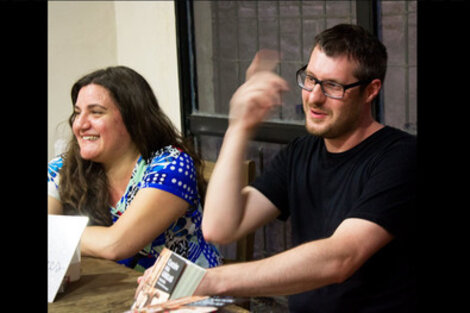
[202,53,289,244]
[202,126,282,244]
[196,218,393,297]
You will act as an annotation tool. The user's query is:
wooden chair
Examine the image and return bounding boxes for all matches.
[202,160,256,263]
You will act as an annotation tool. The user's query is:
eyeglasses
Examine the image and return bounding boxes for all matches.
[296,65,372,100]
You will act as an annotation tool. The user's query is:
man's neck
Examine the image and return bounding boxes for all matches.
[324,121,384,153]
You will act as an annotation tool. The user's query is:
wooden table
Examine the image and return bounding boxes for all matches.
[48,256,250,313]
[49,256,141,313]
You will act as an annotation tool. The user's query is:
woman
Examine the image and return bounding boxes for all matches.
[48,66,221,271]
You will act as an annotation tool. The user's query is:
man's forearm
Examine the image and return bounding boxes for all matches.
[195,239,345,298]
[197,218,393,298]
[202,125,252,244]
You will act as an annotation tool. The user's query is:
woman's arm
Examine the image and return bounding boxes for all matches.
[80,188,189,261]
[48,196,63,215]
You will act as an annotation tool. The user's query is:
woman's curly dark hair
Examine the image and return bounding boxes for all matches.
[59,66,206,226]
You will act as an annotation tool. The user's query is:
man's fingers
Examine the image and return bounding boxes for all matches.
[246,49,281,81]
[134,267,152,299]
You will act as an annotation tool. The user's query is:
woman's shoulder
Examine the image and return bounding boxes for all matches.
[143,146,196,180]
[141,145,198,204]
[148,145,194,166]
[48,156,64,196]
[48,155,64,166]
[48,155,64,178]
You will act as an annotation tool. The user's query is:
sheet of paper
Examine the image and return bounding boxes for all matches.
[48,215,88,303]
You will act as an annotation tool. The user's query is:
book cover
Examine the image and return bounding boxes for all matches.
[131,248,207,311]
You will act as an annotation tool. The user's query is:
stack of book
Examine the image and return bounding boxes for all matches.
[127,248,242,313]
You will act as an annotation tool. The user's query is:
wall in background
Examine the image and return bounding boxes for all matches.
[48,1,180,161]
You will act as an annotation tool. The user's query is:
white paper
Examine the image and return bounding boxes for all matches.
[48,215,89,303]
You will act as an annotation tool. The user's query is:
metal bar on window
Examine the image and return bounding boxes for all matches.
[174,0,196,137]
[188,114,307,144]
[356,0,383,123]
[356,0,377,35]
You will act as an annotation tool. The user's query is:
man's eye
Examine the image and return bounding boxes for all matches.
[324,81,343,91]
[306,75,316,85]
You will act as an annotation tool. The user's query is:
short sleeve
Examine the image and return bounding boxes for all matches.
[347,136,417,239]
[48,156,63,200]
[141,150,199,208]
[251,143,291,221]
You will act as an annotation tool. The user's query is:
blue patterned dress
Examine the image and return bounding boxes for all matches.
[48,145,221,272]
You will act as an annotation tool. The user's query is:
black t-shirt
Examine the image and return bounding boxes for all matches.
[251,126,417,313]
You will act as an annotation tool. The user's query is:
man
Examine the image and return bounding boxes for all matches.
[200,23,416,312]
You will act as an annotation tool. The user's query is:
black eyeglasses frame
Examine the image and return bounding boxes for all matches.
[296,65,373,99]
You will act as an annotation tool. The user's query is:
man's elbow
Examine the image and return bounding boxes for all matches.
[330,256,360,284]
[202,224,234,245]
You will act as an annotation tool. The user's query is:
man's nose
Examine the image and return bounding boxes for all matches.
[306,83,326,104]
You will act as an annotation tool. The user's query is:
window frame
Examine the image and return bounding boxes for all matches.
[174,0,382,145]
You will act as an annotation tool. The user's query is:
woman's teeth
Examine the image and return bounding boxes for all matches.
[82,136,99,141]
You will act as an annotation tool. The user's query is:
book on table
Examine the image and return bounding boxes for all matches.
[129,248,244,313]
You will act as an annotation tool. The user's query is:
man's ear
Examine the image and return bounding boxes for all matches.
[365,79,382,104]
